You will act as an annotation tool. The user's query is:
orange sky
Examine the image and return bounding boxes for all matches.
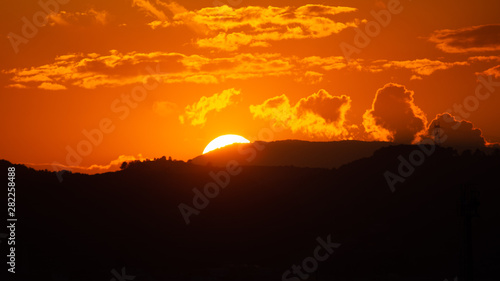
[1,0,500,174]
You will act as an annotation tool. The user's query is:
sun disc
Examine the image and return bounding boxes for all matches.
[203,134,250,154]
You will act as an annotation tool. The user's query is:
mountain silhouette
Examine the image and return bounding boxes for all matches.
[1,143,499,280]
[191,139,392,169]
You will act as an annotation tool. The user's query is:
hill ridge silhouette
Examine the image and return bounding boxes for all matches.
[1,144,499,280]
[191,139,393,169]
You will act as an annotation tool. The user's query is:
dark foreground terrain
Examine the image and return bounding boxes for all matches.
[1,144,499,280]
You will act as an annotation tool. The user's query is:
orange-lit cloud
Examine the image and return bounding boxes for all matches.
[180,88,241,127]
[3,50,168,89]
[6,84,27,89]
[169,4,360,51]
[299,56,350,71]
[429,24,500,53]
[299,56,472,79]
[250,89,353,139]
[467,55,500,62]
[4,50,496,91]
[479,65,500,78]
[363,83,427,143]
[147,20,170,29]
[38,82,67,90]
[294,71,324,84]
[47,9,109,26]
[378,59,469,78]
[2,51,296,89]
[425,113,487,147]
[132,0,168,20]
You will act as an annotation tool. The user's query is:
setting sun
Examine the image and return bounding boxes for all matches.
[203,134,250,154]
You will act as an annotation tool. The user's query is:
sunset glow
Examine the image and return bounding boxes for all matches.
[1,0,499,174]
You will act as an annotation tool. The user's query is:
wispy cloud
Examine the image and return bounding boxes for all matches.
[2,51,295,89]
[132,0,168,20]
[27,154,147,175]
[38,82,67,90]
[377,58,469,78]
[180,88,241,127]
[4,50,494,90]
[47,9,109,26]
[429,24,500,53]
[478,64,500,78]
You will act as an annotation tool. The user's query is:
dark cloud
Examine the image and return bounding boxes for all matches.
[426,113,486,148]
[429,24,500,53]
[296,89,349,123]
[363,83,427,143]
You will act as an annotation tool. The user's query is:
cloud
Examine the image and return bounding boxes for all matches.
[86,154,148,171]
[38,82,67,90]
[2,51,296,89]
[47,9,109,26]
[294,71,324,84]
[169,4,359,51]
[132,0,168,20]
[429,24,500,53]
[467,55,500,63]
[3,50,172,89]
[250,89,353,139]
[378,59,469,76]
[299,56,349,71]
[152,101,179,116]
[27,154,148,175]
[299,57,471,78]
[184,74,218,84]
[425,113,486,148]
[147,20,170,29]
[6,83,28,89]
[478,64,500,78]
[180,88,241,127]
[363,83,427,143]
[295,4,356,16]
[5,51,490,90]
[197,32,254,52]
